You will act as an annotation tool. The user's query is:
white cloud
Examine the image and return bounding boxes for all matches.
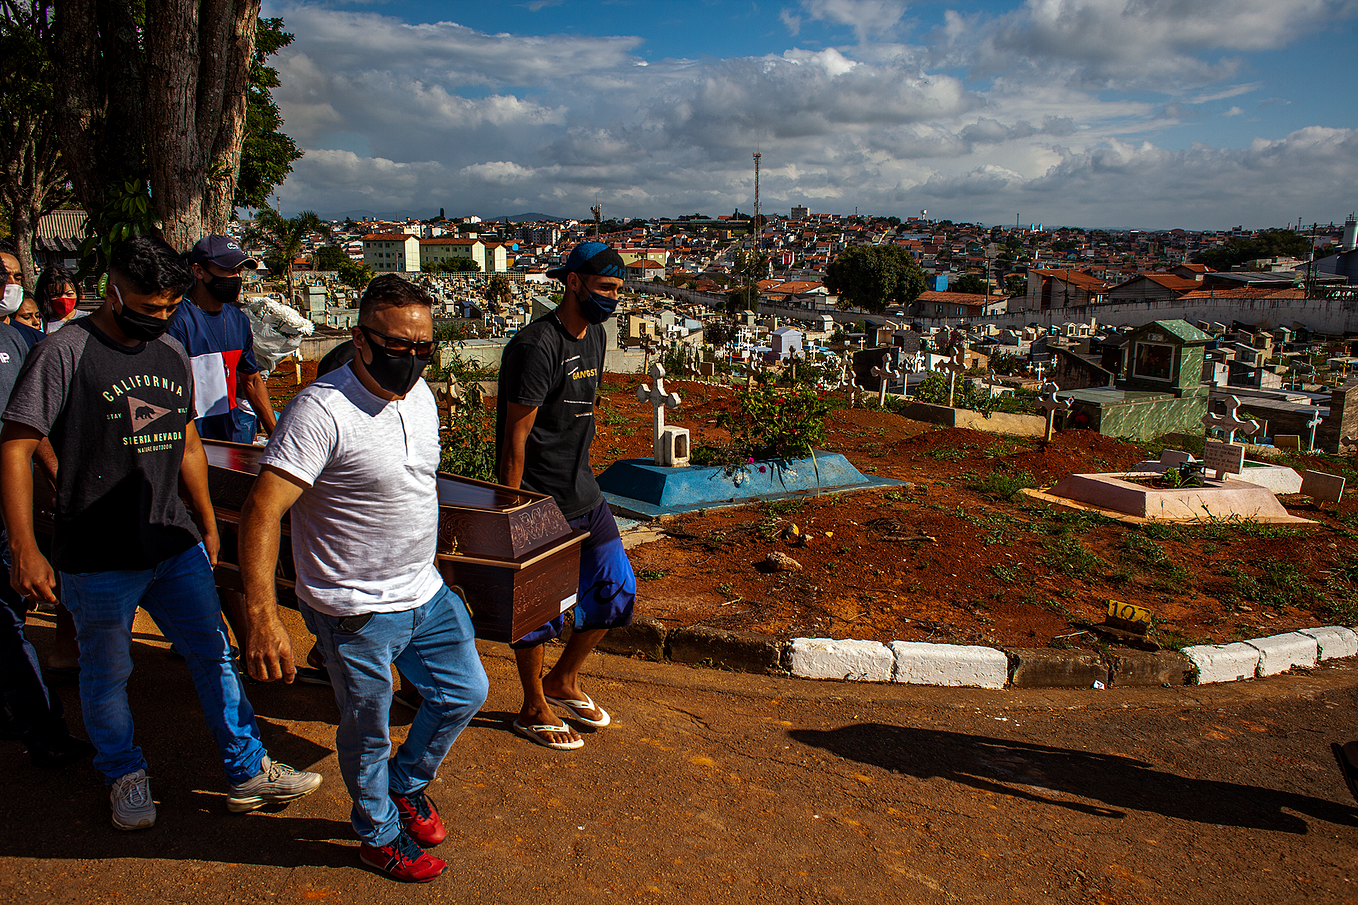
[800,0,910,42]
[262,2,1358,228]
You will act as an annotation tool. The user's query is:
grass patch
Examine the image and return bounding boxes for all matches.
[1042,536,1107,579]
[636,569,669,582]
[969,467,1037,501]
[990,564,1017,583]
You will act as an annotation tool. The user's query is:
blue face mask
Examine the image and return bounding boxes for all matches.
[576,286,619,324]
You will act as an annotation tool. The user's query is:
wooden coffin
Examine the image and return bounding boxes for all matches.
[203,440,586,643]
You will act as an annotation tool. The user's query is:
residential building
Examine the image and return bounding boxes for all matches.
[362,234,420,273]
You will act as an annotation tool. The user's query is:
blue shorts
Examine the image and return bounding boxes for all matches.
[511,500,636,649]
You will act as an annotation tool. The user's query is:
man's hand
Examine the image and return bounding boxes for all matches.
[9,544,57,604]
[200,519,220,568]
[245,610,296,683]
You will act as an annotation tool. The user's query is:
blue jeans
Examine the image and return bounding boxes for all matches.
[300,583,488,847]
[60,543,267,784]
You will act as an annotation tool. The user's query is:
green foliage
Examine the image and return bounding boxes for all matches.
[950,272,987,295]
[314,245,348,271]
[1042,536,1106,579]
[244,207,329,299]
[423,258,480,274]
[1194,230,1314,271]
[438,392,496,483]
[726,284,758,314]
[484,273,512,313]
[335,258,373,290]
[824,245,926,313]
[710,376,832,462]
[908,372,1028,415]
[969,466,1036,501]
[234,18,303,212]
[76,177,160,282]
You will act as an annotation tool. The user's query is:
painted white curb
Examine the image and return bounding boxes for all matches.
[1299,625,1358,660]
[788,638,892,682]
[1245,632,1319,677]
[889,641,1008,688]
[1180,642,1260,684]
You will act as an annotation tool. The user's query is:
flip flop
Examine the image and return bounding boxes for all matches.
[512,719,584,751]
[544,693,611,729]
[1333,742,1358,805]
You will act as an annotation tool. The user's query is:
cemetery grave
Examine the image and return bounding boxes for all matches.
[265,368,1358,656]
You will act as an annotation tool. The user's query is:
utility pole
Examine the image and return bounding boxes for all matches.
[752,150,761,248]
[590,202,602,240]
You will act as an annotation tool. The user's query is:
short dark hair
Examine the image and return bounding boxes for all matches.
[0,240,17,258]
[109,235,194,297]
[358,273,433,324]
[35,266,78,320]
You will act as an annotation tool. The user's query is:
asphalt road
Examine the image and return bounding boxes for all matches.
[2,607,1356,905]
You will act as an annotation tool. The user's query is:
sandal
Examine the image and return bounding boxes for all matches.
[512,719,583,751]
[545,693,610,729]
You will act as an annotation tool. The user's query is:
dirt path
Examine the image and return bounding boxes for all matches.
[3,609,1355,904]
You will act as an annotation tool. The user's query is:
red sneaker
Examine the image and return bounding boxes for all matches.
[359,830,446,882]
[392,790,448,846]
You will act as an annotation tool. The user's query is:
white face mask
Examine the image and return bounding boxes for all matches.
[0,283,22,317]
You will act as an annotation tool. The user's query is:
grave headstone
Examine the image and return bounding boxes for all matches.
[1301,469,1345,504]
[871,354,901,408]
[637,363,685,466]
[1038,382,1072,443]
[1274,434,1302,452]
[1201,395,1259,444]
[1203,440,1245,478]
[1159,449,1192,468]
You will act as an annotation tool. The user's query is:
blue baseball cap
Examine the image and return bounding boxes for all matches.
[189,234,257,270]
[547,241,626,281]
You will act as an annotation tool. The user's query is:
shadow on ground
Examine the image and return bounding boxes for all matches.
[791,723,1358,833]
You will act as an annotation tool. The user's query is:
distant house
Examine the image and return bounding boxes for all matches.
[1020,269,1109,311]
[35,209,87,272]
[1106,273,1202,303]
[913,290,1008,319]
[363,234,420,273]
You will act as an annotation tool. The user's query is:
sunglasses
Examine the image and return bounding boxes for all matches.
[358,325,435,358]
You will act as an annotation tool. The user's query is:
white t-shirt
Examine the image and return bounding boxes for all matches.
[259,364,443,616]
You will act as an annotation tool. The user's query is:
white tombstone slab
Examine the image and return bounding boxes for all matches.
[1298,625,1358,660]
[1159,449,1192,468]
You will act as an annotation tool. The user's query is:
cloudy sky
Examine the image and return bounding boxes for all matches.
[263,0,1358,230]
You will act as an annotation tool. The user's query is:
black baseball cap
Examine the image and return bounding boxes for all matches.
[546,241,626,281]
[189,235,258,270]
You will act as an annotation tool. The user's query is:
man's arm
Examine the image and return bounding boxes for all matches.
[241,371,276,435]
[0,422,56,603]
[239,466,307,683]
[498,401,538,490]
[179,419,219,567]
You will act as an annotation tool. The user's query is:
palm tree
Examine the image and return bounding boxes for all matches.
[244,207,329,307]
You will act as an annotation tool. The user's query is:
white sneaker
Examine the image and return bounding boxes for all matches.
[111,769,156,830]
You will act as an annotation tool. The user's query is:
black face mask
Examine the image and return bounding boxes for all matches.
[202,273,243,305]
[112,286,172,342]
[359,327,430,397]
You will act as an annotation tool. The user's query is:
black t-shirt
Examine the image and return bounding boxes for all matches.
[495,313,604,519]
[2,318,202,572]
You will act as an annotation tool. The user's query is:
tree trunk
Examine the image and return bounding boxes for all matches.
[54,0,147,214]
[144,0,259,250]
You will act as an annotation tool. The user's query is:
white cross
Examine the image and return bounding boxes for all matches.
[1037,382,1072,442]
[942,349,966,407]
[871,353,900,407]
[1307,407,1324,451]
[637,362,682,462]
[1201,395,1259,444]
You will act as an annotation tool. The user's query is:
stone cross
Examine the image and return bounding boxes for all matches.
[744,357,764,389]
[871,353,900,407]
[943,349,967,407]
[1201,395,1259,444]
[637,363,682,462]
[1037,382,1072,443]
[1306,407,1324,452]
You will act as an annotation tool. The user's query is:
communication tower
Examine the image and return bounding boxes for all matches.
[752,151,761,245]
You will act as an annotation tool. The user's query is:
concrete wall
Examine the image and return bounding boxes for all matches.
[899,401,1047,437]
[1084,392,1209,441]
[923,295,1358,335]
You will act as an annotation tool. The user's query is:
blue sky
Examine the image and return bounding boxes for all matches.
[262,0,1358,229]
